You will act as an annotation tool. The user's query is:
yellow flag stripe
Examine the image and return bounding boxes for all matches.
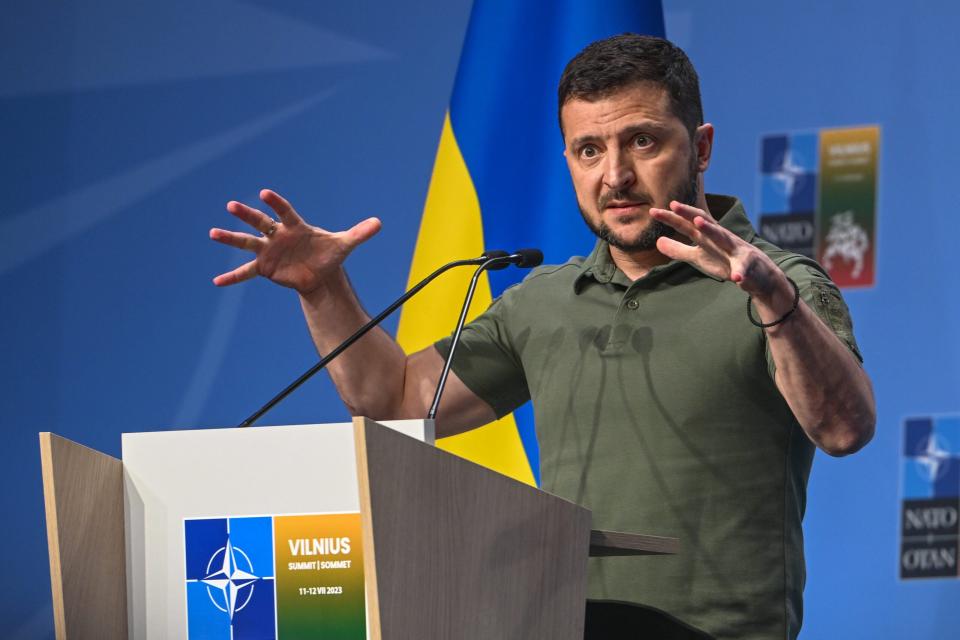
[397,112,536,486]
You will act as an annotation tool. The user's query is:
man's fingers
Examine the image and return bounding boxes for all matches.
[655,236,700,263]
[212,259,258,287]
[341,217,382,249]
[227,200,277,234]
[261,189,304,226]
[669,201,717,223]
[650,207,697,236]
[693,216,738,252]
[209,228,262,252]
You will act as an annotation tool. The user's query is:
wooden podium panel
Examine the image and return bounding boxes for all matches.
[39,433,127,640]
[355,417,592,640]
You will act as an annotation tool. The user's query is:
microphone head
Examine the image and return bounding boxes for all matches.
[512,248,543,268]
[482,250,511,270]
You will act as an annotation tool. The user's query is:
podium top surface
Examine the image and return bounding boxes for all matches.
[589,529,679,556]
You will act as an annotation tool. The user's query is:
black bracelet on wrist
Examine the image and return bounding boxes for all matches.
[747,277,800,329]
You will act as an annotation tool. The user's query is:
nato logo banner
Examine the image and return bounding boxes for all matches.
[758,126,879,288]
[184,513,366,638]
[900,416,960,579]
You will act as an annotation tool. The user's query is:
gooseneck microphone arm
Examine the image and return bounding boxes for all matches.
[427,249,542,421]
[238,252,508,428]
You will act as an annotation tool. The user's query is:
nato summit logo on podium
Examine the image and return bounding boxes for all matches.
[185,516,277,638]
[901,416,960,579]
[184,512,367,639]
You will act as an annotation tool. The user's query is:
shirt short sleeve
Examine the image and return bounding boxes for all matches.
[433,293,530,418]
[764,255,864,379]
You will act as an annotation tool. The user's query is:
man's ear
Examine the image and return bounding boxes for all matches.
[694,123,714,173]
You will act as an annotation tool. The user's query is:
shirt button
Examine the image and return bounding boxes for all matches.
[626,298,640,310]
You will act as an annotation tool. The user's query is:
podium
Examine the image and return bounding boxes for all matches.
[40,418,677,639]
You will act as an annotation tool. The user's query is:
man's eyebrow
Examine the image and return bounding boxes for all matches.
[568,121,671,148]
[569,133,601,148]
[621,121,670,137]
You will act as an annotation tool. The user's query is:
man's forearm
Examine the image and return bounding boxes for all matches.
[753,273,876,456]
[298,268,411,418]
[298,275,496,429]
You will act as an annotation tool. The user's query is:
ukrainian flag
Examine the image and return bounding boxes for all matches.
[397,1,665,486]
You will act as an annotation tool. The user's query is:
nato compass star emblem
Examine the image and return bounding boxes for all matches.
[770,148,807,199]
[914,434,953,483]
[201,537,261,620]
[185,516,277,637]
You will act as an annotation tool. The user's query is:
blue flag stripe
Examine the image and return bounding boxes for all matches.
[446,1,666,485]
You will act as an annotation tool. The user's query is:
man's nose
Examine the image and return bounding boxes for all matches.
[603,149,635,191]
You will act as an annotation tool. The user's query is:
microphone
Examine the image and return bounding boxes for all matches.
[427,248,543,421]
[504,248,543,268]
[481,249,511,270]
[238,250,510,428]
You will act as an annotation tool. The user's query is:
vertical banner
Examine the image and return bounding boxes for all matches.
[901,416,960,580]
[758,125,880,287]
[817,126,879,287]
[758,131,819,257]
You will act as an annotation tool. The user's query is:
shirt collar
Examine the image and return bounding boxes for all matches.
[573,194,757,293]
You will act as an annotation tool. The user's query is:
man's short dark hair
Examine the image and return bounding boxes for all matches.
[558,34,704,138]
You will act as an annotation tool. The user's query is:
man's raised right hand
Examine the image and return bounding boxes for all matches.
[209,189,381,295]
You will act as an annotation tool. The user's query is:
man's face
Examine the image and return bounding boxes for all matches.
[561,83,706,252]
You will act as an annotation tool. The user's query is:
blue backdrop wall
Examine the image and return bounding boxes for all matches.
[2,1,957,637]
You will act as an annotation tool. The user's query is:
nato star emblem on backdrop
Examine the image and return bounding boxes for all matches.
[900,416,960,579]
[185,516,277,638]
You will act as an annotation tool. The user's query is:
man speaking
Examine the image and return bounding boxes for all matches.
[210,35,875,640]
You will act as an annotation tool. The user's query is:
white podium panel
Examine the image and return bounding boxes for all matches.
[123,423,368,639]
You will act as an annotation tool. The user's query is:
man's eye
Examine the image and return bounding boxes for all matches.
[633,134,653,148]
[580,145,599,159]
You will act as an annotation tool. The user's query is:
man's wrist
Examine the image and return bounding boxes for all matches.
[748,270,798,326]
[298,268,352,306]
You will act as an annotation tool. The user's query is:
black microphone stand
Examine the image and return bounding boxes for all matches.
[238,253,504,428]
[427,249,542,420]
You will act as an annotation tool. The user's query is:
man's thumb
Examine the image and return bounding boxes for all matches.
[343,217,382,248]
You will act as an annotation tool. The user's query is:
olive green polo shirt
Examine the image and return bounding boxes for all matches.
[435,194,861,640]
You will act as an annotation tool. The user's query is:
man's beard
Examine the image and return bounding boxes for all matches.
[579,164,699,252]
